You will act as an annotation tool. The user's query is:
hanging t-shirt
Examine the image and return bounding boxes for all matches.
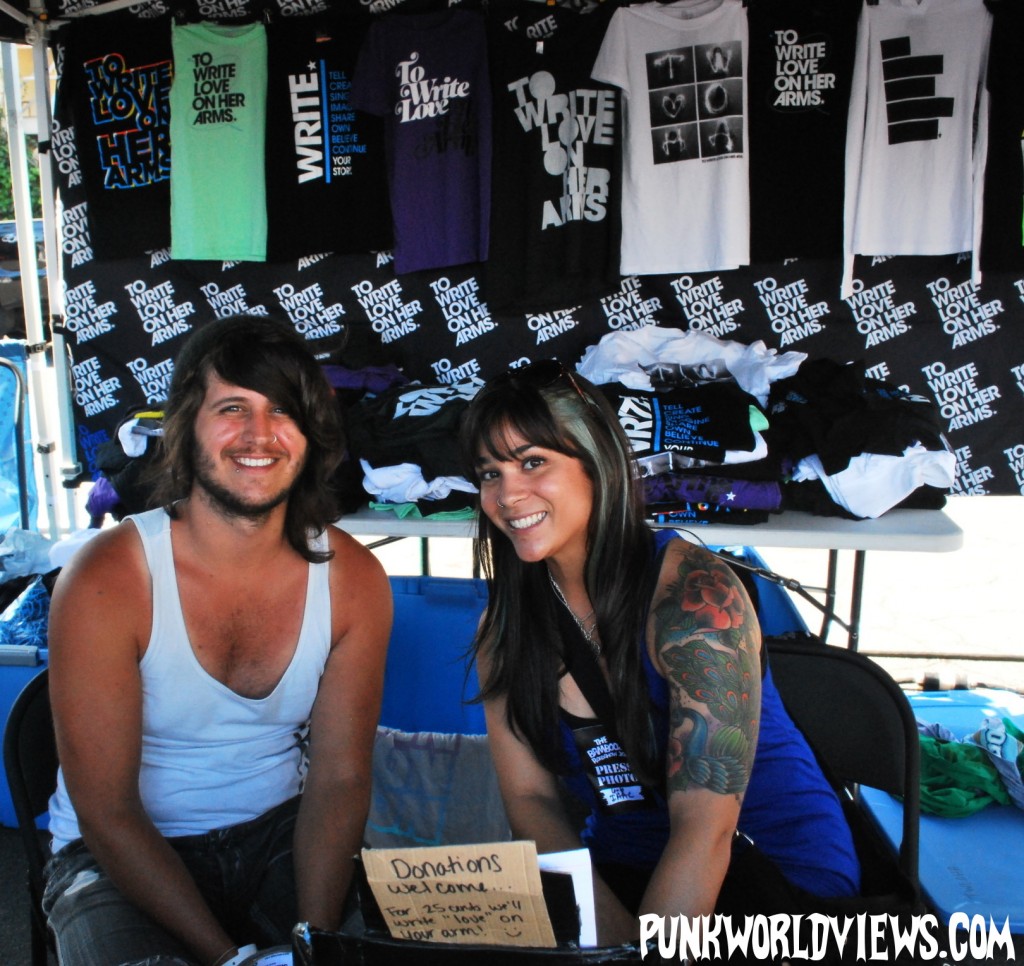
[747,0,860,261]
[485,0,619,313]
[351,10,492,275]
[56,16,173,259]
[842,0,992,297]
[170,21,268,262]
[979,0,1024,272]
[264,10,392,262]
[591,0,749,276]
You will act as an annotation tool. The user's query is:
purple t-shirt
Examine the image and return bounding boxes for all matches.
[352,9,492,275]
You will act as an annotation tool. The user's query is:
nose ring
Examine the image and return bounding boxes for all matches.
[497,499,505,508]
[270,434,278,444]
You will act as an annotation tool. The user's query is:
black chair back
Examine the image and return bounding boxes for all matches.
[3,667,57,966]
[765,636,920,892]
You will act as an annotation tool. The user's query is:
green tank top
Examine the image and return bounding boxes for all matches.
[170,21,268,261]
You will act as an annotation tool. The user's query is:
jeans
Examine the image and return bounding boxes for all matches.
[42,796,301,966]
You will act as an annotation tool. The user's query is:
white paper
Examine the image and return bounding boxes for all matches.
[538,848,597,948]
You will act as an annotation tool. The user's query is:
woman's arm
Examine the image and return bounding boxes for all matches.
[483,680,638,945]
[641,543,762,921]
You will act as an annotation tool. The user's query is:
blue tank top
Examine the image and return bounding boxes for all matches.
[557,529,860,899]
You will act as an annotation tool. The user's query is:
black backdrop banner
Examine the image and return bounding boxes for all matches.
[45,0,1024,499]
[58,239,1024,498]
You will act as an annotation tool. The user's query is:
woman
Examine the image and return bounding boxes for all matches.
[459,360,861,946]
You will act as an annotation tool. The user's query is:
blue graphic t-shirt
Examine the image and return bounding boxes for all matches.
[57,16,173,259]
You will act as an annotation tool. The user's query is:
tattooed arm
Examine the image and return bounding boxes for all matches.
[640,541,762,921]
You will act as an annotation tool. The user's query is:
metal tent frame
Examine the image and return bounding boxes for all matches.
[0,0,167,536]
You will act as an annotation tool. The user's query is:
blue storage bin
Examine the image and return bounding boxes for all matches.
[0,646,48,828]
[381,576,488,736]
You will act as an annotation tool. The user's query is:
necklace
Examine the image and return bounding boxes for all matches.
[548,570,601,657]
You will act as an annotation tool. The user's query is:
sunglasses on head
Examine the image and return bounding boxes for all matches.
[491,359,595,408]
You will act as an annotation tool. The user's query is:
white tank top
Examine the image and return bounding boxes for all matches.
[49,507,332,852]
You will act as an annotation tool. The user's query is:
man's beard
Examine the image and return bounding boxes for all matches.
[192,445,296,521]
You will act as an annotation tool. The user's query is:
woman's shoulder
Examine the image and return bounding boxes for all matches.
[653,532,723,583]
[649,533,756,630]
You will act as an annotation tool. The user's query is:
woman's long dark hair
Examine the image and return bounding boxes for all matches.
[460,365,661,784]
[146,314,344,563]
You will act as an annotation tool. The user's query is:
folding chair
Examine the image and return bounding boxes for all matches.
[765,636,921,902]
[3,667,57,966]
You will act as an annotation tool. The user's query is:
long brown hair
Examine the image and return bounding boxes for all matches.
[147,315,343,563]
[459,363,661,782]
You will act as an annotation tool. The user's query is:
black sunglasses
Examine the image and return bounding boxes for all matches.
[491,359,596,408]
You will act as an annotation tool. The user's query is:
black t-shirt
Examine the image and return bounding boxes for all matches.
[747,0,860,262]
[600,381,760,461]
[980,0,1024,272]
[345,378,480,481]
[264,9,392,262]
[56,15,173,259]
[767,358,947,475]
[484,0,620,313]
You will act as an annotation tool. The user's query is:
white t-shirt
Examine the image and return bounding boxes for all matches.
[842,0,992,296]
[592,0,750,275]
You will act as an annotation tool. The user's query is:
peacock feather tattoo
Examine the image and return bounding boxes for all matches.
[653,559,760,796]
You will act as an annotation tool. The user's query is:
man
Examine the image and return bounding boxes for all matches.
[42,315,392,966]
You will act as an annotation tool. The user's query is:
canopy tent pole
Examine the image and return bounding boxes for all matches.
[0,0,29,28]
[27,8,82,533]
[0,37,62,536]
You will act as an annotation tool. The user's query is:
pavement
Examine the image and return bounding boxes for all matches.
[756,495,1024,693]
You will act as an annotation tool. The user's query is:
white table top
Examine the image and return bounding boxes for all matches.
[334,506,964,553]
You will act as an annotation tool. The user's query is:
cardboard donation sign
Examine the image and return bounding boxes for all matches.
[361,841,558,948]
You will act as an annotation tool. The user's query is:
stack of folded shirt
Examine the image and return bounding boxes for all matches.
[577,326,807,408]
[766,358,955,519]
[577,328,810,526]
[344,377,482,516]
[324,362,411,514]
[598,379,783,527]
[88,410,165,524]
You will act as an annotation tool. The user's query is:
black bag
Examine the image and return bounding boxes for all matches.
[291,859,646,966]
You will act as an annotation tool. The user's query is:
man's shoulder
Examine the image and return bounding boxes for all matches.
[324,522,375,561]
[50,518,149,610]
[323,524,391,611]
[325,525,387,577]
